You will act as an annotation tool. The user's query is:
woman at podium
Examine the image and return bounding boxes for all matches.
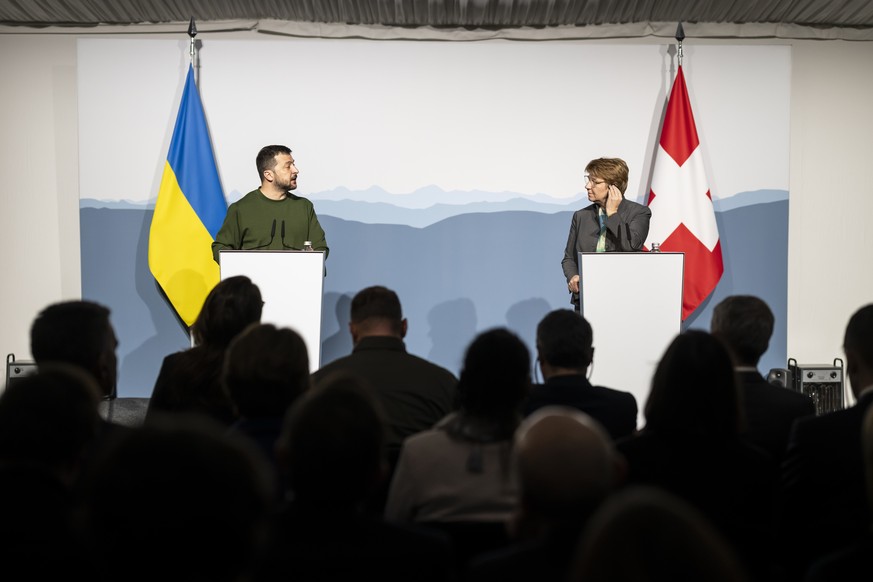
[561,157,651,310]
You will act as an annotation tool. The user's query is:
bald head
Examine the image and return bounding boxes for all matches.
[515,406,619,522]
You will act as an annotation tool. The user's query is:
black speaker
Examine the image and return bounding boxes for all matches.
[5,353,37,391]
[787,357,845,415]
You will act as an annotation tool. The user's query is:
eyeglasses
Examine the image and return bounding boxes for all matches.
[584,175,606,185]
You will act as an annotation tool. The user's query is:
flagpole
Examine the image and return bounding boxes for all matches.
[188,17,198,84]
[675,22,685,67]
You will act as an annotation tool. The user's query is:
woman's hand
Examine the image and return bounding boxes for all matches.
[605,184,623,216]
[568,274,580,294]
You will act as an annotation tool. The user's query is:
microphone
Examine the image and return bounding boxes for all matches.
[250,219,277,250]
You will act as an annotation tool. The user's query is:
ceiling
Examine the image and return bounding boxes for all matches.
[1,0,872,41]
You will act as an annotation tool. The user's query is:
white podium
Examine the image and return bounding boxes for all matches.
[219,250,324,372]
[579,251,684,428]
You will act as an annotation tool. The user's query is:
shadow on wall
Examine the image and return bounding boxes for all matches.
[80,195,788,397]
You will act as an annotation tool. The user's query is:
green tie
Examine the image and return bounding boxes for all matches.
[596,209,607,252]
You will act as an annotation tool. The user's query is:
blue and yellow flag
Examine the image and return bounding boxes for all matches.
[148,65,227,326]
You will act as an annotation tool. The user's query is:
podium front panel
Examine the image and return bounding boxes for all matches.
[579,251,683,428]
[219,250,324,371]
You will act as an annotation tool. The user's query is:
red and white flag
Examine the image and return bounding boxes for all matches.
[646,65,723,320]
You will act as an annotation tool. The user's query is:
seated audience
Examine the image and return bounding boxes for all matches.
[30,299,118,402]
[467,406,624,582]
[710,294,815,463]
[615,330,776,582]
[147,275,262,426]
[524,309,637,440]
[73,414,275,582]
[384,327,530,568]
[0,364,103,578]
[312,285,458,459]
[568,486,750,582]
[223,322,311,498]
[257,372,455,582]
[778,303,873,579]
[803,404,873,582]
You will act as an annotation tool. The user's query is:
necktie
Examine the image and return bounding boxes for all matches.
[596,209,607,252]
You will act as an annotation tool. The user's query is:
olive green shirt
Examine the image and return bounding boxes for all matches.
[212,189,329,263]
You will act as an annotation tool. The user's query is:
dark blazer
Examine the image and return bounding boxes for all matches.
[257,502,455,582]
[523,375,638,440]
[561,198,652,282]
[616,430,777,580]
[736,369,816,463]
[777,390,873,575]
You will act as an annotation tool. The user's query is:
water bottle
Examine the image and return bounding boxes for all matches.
[303,241,314,252]
[650,242,661,253]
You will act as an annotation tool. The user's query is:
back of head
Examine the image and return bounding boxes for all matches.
[644,330,740,438]
[223,323,310,418]
[30,300,117,398]
[585,157,629,194]
[349,285,404,336]
[278,373,386,506]
[75,415,274,582]
[515,406,618,524]
[710,295,774,367]
[863,406,873,512]
[536,309,594,370]
[191,276,263,348]
[256,144,291,179]
[569,486,748,582]
[457,327,530,420]
[0,363,102,478]
[844,303,873,398]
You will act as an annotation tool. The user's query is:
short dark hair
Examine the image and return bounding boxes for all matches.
[457,327,530,419]
[845,304,873,370]
[30,300,116,398]
[223,323,310,418]
[191,276,263,348]
[0,363,102,470]
[536,309,594,369]
[279,373,386,505]
[710,295,774,366]
[350,286,403,335]
[256,145,291,180]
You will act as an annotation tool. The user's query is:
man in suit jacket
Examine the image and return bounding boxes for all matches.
[312,286,458,455]
[778,303,873,577]
[524,309,637,440]
[562,157,651,310]
[710,295,815,462]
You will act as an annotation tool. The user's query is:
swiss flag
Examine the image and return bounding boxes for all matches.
[646,66,723,320]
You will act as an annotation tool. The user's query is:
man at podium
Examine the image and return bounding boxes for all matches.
[212,145,329,263]
[561,157,651,311]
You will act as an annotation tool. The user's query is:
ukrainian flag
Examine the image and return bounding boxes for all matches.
[148,65,227,326]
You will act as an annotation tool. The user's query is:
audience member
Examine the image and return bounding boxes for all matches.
[73,414,275,582]
[312,285,458,458]
[223,322,311,498]
[568,486,750,582]
[615,330,776,581]
[778,303,873,578]
[803,404,873,582]
[0,364,103,577]
[711,295,815,462]
[384,327,530,568]
[30,299,118,401]
[147,275,262,426]
[524,309,637,440]
[467,406,624,582]
[257,372,455,582]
